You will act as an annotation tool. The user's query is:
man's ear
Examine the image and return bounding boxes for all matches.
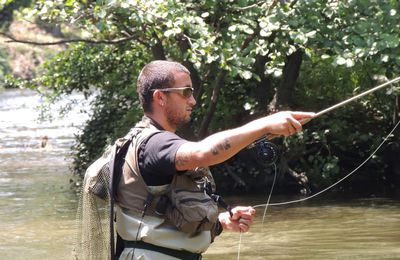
[153,90,165,106]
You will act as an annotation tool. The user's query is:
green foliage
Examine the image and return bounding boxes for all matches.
[71,88,143,174]
[0,47,11,81]
[291,58,398,191]
[26,0,400,193]
[0,0,32,28]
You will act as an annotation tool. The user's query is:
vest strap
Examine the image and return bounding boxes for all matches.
[123,239,202,260]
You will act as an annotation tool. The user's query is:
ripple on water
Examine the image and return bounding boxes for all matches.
[0,191,15,197]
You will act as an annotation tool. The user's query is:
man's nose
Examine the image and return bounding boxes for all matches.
[188,94,196,106]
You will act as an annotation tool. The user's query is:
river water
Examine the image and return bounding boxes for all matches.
[0,89,399,259]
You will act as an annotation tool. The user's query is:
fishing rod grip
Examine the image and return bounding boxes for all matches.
[264,117,312,140]
[299,117,312,125]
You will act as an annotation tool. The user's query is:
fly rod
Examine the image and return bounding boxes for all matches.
[257,76,400,141]
[298,76,400,125]
[314,76,400,119]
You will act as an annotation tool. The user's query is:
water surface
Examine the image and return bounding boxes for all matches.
[0,89,87,259]
[205,197,400,259]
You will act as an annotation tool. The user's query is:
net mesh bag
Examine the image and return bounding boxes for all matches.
[73,148,113,260]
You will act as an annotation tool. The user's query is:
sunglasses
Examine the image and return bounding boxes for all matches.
[155,87,194,98]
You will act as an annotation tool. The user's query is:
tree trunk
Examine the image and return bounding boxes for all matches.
[253,54,274,115]
[394,95,400,124]
[267,49,306,194]
[269,49,303,111]
[151,32,166,60]
[198,70,227,138]
[177,36,202,139]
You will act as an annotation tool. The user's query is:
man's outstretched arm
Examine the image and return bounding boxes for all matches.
[175,111,315,171]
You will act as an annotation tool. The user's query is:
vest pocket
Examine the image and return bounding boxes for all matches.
[166,188,219,234]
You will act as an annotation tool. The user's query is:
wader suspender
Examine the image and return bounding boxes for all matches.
[109,145,117,260]
[108,121,159,260]
[109,134,135,260]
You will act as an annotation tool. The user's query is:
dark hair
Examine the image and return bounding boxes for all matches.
[137,60,190,112]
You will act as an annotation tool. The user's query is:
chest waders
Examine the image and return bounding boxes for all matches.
[76,118,232,260]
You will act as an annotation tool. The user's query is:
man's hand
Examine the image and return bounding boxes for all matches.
[261,111,315,137]
[218,206,256,232]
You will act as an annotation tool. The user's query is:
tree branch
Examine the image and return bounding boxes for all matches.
[241,26,260,52]
[279,154,310,195]
[111,13,150,48]
[0,32,137,45]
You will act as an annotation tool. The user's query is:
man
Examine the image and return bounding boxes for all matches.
[115,60,315,259]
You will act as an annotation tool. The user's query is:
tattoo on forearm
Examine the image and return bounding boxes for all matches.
[176,151,191,166]
[211,138,231,155]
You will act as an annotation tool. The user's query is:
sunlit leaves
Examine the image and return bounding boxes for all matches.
[27,0,400,87]
[333,56,355,67]
[0,0,14,10]
[22,0,400,181]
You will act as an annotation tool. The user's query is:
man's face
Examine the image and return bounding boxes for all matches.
[164,71,196,130]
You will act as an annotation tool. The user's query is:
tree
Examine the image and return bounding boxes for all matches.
[5,0,399,194]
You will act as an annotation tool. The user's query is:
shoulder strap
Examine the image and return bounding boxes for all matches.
[108,144,118,260]
[109,133,134,260]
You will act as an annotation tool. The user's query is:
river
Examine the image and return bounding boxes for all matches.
[0,88,399,259]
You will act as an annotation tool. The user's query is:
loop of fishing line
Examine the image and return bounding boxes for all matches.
[236,120,399,260]
[252,76,400,208]
[253,119,400,208]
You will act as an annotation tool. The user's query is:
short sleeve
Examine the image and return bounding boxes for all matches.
[138,131,187,186]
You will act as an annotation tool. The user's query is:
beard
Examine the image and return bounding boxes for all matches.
[165,107,191,130]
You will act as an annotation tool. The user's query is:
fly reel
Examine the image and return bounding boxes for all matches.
[247,137,279,165]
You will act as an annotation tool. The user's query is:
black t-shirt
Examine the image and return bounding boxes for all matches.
[138,127,187,186]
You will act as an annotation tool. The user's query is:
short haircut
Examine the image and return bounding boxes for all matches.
[137,60,190,112]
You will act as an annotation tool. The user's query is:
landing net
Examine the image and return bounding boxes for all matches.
[73,150,113,260]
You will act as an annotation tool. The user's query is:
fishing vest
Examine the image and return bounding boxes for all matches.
[115,119,220,253]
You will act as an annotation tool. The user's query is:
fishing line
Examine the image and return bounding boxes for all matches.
[237,163,278,260]
[261,163,277,225]
[237,231,242,260]
[253,119,400,208]
[253,76,400,207]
